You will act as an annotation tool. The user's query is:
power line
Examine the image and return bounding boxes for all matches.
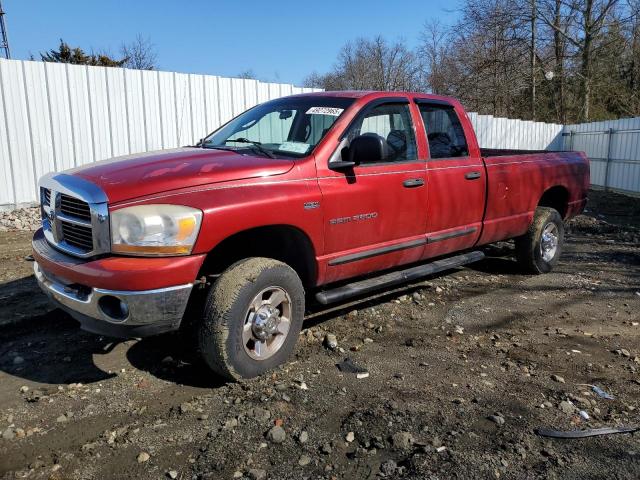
[0,0,10,59]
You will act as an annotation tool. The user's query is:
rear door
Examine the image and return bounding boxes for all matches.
[415,100,486,259]
[317,98,428,284]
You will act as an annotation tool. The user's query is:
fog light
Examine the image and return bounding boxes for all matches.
[98,295,129,322]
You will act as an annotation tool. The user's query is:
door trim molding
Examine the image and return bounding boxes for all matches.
[427,227,477,244]
[328,238,427,266]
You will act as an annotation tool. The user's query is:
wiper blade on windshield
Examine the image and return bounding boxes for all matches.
[224,137,276,158]
[199,145,236,152]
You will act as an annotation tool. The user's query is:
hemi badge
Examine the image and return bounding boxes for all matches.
[304,201,320,210]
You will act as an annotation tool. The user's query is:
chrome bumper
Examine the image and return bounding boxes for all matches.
[34,262,193,338]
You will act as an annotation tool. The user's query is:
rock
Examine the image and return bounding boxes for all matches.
[168,471,178,479]
[56,414,68,423]
[454,325,464,335]
[488,414,505,426]
[298,454,312,466]
[391,431,414,450]
[435,286,443,293]
[2,428,15,440]
[13,356,24,365]
[551,374,565,383]
[266,425,286,444]
[19,386,29,393]
[249,407,271,422]
[223,418,238,430]
[346,431,355,443]
[321,442,332,454]
[247,468,266,480]
[380,459,398,476]
[298,430,309,444]
[559,400,575,414]
[324,333,338,350]
[179,402,194,414]
[137,452,150,463]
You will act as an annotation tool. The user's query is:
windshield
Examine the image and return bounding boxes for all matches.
[202,96,355,158]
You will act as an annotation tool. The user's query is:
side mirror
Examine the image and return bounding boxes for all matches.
[348,135,385,165]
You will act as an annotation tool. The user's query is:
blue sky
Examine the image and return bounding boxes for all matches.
[4,0,459,85]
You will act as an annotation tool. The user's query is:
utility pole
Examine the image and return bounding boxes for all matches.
[530,0,537,120]
[0,0,10,59]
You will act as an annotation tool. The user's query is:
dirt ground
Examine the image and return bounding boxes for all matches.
[0,190,639,480]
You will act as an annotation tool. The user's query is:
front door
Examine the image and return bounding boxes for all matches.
[317,100,428,284]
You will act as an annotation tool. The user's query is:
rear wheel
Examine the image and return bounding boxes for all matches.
[198,257,305,380]
[515,207,564,274]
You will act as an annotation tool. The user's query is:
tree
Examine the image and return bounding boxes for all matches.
[237,69,257,79]
[304,36,423,91]
[419,20,451,95]
[120,34,158,70]
[416,0,640,122]
[40,39,127,67]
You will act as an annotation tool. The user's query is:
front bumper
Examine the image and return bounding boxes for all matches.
[35,261,193,338]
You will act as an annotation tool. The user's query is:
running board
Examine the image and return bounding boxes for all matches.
[315,251,485,305]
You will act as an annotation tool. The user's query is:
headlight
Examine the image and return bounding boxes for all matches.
[111,205,203,256]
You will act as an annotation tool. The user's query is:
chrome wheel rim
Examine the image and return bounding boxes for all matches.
[540,222,559,262]
[242,286,292,361]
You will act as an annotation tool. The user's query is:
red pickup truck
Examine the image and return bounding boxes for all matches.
[32,91,589,380]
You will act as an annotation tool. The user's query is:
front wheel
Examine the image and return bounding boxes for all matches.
[198,258,305,380]
[515,207,564,274]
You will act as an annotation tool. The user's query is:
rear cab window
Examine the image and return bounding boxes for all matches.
[417,102,469,159]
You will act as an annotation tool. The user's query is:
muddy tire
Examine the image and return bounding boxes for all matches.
[198,257,305,381]
[515,207,564,274]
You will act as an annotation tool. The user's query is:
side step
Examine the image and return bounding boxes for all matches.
[315,251,485,305]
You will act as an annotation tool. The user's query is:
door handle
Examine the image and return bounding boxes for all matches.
[465,171,481,180]
[403,178,425,188]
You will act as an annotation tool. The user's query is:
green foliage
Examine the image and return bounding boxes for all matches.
[40,39,127,67]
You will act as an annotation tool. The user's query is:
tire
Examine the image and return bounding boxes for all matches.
[198,257,305,381]
[515,207,564,274]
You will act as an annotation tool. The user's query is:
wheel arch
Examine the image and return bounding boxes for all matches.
[538,185,570,218]
[199,224,317,288]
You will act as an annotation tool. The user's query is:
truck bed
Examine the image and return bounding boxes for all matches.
[480,148,553,157]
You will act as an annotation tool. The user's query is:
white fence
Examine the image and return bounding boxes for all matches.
[468,112,563,151]
[2,57,637,209]
[563,117,640,195]
[0,58,320,209]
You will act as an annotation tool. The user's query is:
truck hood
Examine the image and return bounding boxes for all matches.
[70,148,295,204]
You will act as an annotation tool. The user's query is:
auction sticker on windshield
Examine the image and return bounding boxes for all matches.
[279,141,311,154]
[306,107,344,116]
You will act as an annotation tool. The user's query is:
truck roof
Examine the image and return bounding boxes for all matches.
[290,90,460,104]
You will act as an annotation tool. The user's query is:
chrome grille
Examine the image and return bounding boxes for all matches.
[39,174,110,259]
[60,194,91,221]
[61,222,94,250]
[43,188,51,206]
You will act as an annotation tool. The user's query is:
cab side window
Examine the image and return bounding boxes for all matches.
[347,103,417,163]
[419,104,468,159]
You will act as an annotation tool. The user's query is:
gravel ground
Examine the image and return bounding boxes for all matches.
[0,190,639,480]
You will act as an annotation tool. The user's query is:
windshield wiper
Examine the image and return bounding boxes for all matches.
[225,138,276,158]
[199,145,236,152]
